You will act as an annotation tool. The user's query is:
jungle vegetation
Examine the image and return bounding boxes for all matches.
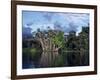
[22,26,89,68]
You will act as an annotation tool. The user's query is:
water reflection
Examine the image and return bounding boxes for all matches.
[22,51,89,69]
[39,51,59,67]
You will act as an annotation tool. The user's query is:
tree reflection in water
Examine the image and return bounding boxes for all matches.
[39,51,59,67]
[22,50,89,69]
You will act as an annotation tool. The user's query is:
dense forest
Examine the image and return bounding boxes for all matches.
[22,26,89,69]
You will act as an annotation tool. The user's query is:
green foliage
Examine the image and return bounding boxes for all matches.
[51,55,64,67]
[66,28,89,51]
[78,31,89,50]
[23,48,30,54]
[30,48,38,58]
[51,32,64,48]
[23,48,41,61]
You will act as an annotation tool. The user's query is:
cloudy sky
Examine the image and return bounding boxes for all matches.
[22,11,90,35]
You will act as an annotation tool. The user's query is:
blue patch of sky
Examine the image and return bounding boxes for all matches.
[22,10,90,35]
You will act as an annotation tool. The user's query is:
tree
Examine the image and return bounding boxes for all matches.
[51,31,64,51]
[31,28,65,67]
[33,28,65,52]
[77,27,89,65]
[66,30,78,50]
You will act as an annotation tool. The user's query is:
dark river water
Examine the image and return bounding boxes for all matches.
[22,51,89,69]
